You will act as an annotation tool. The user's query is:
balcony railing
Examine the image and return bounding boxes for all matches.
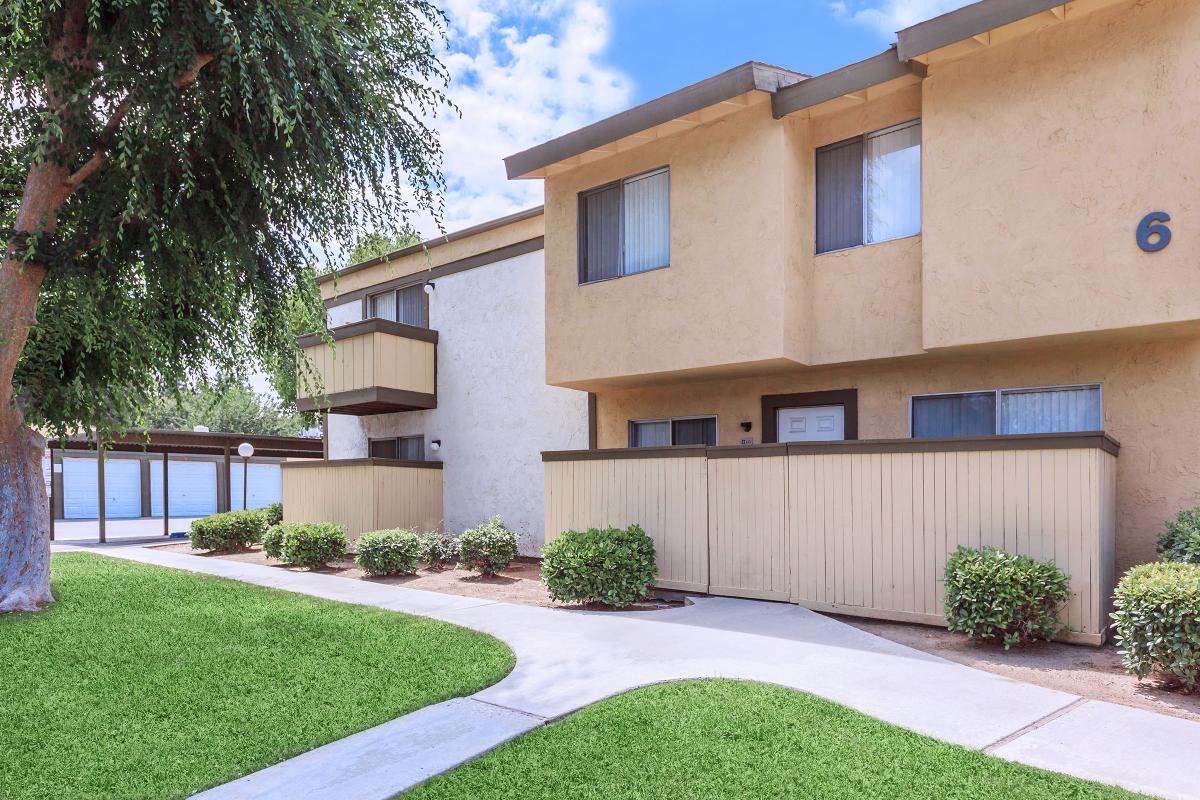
[543,432,1119,645]
[296,319,437,415]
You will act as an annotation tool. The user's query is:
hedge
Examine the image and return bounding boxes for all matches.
[1112,562,1200,692]
[189,510,267,552]
[943,546,1071,649]
[356,529,422,576]
[457,516,518,575]
[541,525,657,608]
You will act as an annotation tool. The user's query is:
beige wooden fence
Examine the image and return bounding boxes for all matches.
[544,433,1118,644]
[282,458,443,542]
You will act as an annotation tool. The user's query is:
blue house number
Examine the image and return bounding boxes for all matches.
[1137,211,1172,252]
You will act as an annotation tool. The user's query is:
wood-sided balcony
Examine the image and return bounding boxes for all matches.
[296,319,437,416]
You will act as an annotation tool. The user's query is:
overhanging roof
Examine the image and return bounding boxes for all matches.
[54,429,323,459]
[772,48,920,119]
[503,62,808,180]
[897,0,1069,61]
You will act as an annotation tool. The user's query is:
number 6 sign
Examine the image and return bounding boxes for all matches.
[1137,211,1172,253]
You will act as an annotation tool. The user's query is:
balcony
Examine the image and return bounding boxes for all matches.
[296,319,437,415]
[543,432,1119,645]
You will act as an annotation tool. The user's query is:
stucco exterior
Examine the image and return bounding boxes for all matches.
[328,248,589,553]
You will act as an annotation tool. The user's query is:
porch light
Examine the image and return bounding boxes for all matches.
[430,439,441,451]
[423,281,435,294]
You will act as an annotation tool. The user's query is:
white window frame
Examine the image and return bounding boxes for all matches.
[628,414,719,448]
[907,383,1103,438]
[815,118,922,255]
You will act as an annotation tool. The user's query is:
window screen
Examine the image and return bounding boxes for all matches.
[672,417,717,447]
[911,392,996,439]
[396,285,424,327]
[369,291,396,321]
[1000,386,1101,434]
[816,120,921,254]
[629,417,716,447]
[629,420,671,448]
[579,169,670,283]
[397,436,424,461]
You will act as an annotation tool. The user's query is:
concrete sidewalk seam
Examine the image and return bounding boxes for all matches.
[468,697,550,721]
[982,697,1089,754]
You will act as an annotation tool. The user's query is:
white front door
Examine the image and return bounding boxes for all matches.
[777,405,845,442]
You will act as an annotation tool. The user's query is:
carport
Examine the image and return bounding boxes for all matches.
[51,430,323,542]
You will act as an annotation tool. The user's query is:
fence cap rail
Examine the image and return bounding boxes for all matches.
[542,432,1120,461]
[298,318,439,348]
[281,457,444,470]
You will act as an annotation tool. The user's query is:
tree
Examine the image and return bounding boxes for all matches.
[1,1,451,611]
[145,384,308,437]
[346,228,423,266]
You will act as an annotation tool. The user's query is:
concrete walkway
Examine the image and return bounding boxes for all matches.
[60,544,1200,800]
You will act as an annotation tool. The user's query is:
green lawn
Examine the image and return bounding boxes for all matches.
[408,680,1143,800]
[0,552,513,800]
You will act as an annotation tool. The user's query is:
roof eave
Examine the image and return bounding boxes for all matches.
[896,0,1070,61]
[771,48,919,119]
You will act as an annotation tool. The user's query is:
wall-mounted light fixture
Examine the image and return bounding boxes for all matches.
[740,421,753,432]
[430,439,441,452]
[423,281,436,294]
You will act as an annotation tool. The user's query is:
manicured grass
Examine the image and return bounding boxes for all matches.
[409,680,1144,800]
[0,552,513,800]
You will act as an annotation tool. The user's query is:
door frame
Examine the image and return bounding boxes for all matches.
[761,389,859,443]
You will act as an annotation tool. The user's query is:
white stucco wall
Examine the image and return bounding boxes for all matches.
[326,300,362,329]
[326,249,589,553]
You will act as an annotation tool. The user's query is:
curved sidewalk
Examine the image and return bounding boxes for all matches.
[64,544,1200,800]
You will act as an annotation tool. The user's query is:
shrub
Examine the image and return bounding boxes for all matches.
[259,502,284,528]
[541,525,657,608]
[943,546,1071,649]
[457,516,518,575]
[189,510,267,552]
[272,522,348,569]
[417,531,459,570]
[1158,508,1200,564]
[1112,562,1200,692]
[261,524,286,560]
[356,529,421,576]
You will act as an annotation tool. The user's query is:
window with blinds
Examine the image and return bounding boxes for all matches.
[628,416,717,448]
[816,120,921,254]
[368,284,425,327]
[368,436,425,460]
[579,168,670,283]
[911,385,1102,439]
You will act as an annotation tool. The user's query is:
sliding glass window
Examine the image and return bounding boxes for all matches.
[816,120,921,254]
[911,385,1102,439]
[579,168,670,283]
[367,284,425,327]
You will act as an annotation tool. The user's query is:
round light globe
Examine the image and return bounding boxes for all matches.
[423,281,435,295]
[237,442,255,459]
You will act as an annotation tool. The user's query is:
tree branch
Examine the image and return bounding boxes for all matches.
[62,53,215,194]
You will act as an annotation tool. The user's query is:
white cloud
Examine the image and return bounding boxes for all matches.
[829,0,974,39]
[408,0,632,236]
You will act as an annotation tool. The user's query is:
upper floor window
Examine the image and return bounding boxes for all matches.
[816,119,921,254]
[368,283,425,327]
[911,384,1102,439]
[629,415,717,448]
[579,167,670,283]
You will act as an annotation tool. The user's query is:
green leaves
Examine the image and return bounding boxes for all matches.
[188,508,269,552]
[541,525,658,609]
[1112,561,1200,690]
[1158,508,1200,564]
[264,521,348,569]
[3,0,451,436]
[943,546,1072,649]
[355,528,421,577]
[457,516,518,576]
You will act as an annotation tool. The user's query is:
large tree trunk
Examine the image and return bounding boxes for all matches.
[0,160,69,613]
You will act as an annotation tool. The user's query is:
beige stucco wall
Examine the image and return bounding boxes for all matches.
[594,333,1200,573]
[321,212,544,301]
[922,0,1200,350]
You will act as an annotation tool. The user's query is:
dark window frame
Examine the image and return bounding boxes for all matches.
[761,390,859,444]
[364,283,429,328]
[578,166,671,285]
[815,118,922,255]
[909,384,1103,439]
[627,415,718,448]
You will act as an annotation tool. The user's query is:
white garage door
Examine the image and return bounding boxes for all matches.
[63,457,142,519]
[230,463,282,511]
[150,460,218,517]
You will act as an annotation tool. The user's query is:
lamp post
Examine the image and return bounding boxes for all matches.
[237,442,254,510]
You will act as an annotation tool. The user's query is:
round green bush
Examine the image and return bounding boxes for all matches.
[541,524,657,608]
[273,522,348,569]
[1158,508,1200,564]
[943,546,1071,649]
[189,510,267,552]
[457,516,518,575]
[259,502,284,528]
[417,531,458,570]
[261,524,286,560]
[356,529,421,576]
[1112,561,1200,692]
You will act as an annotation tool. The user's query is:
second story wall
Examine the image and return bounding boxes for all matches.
[922,0,1200,350]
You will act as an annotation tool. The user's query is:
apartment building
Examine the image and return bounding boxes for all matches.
[510,0,1197,640]
[288,209,590,553]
